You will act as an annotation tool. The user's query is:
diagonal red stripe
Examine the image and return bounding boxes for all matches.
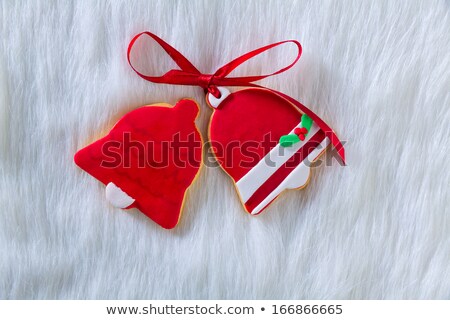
[244,130,326,214]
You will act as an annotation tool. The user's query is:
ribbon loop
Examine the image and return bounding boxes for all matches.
[127,32,345,164]
[127,32,202,85]
[212,40,302,83]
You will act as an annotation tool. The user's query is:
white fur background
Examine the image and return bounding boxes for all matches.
[0,0,449,299]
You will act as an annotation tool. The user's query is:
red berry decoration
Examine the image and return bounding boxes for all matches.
[294,127,308,140]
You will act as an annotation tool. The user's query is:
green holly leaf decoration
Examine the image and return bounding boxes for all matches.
[279,134,301,147]
[301,114,313,133]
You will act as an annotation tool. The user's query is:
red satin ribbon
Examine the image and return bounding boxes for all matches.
[127,32,345,164]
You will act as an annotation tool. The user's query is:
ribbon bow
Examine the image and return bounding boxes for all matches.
[127,32,345,164]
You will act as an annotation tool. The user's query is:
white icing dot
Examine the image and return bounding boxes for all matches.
[105,182,135,209]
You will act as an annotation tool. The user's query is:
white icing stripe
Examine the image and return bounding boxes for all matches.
[250,137,330,215]
[236,122,320,203]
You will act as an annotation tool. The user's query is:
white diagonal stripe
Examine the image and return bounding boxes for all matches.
[236,122,320,203]
[250,137,330,215]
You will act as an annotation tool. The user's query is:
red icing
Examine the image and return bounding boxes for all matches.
[74,99,202,229]
[209,88,302,181]
[209,88,328,215]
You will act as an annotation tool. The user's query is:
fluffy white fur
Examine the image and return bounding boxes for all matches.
[0,0,449,299]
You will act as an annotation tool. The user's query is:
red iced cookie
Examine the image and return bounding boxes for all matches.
[74,99,202,229]
[207,88,330,215]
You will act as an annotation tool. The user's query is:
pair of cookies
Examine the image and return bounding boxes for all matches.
[74,87,329,229]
